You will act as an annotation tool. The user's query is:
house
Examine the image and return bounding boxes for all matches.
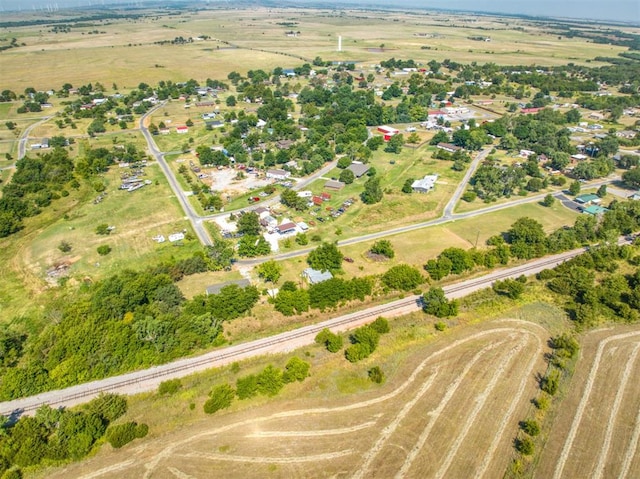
[276,222,297,234]
[411,174,439,193]
[276,139,295,150]
[519,149,536,159]
[628,192,640,201]
[159,128,170,135]
[571,154,589,162]
[589,112,605,120]
[40,138,49,149]
[582,205,608,216]
[254,206,270,218]
[617,130,637,139]
[260,215,278,228]
[206,279,251,295]
[302,268,333,285]
[176,126,189,134]
[437,142,462,153]
[297,190,313,198]
[347,162,371,178]
[521,107,543,114]
[206,120,224,128]
[256,119,267,128]
[575,194,601,205]
[320,192,331,201]
[377,125,399,141]
[266,169,291,180]
[312,196,324,206]
[324,180,345,190]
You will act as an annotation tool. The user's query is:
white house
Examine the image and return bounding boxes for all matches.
[411,174,438,193]
[266,169,291,180]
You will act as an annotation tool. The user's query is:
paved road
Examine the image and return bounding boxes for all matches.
[17,116,52,159]
[139,104,214,247]
[0,244,597,417]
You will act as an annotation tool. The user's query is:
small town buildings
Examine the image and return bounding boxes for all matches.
[571,154,589,162]
[266,169,291,180]
[324,180,345,190]
[519,149,536,158]
[276,222,297,234]
[411,174,439,193]
[302,268,333,284]
[347,162,371,178]
[297,190,313,198]
[575,194,601,205]
[582,205,608,216]
[436,142,462,153]
[377,125,399,141]
[168,232,185,242]
[617,130,637,139]
[176,126,189,134]
[521,107,543,114]
[206,279,251,295]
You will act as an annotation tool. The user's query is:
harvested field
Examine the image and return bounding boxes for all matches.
[49,320,549,479]
[536,325,640,479]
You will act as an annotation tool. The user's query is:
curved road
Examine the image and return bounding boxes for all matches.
[0,244,596,417]
[18,115,52,159]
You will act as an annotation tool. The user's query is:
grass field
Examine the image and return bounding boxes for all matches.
[1,7,634,92]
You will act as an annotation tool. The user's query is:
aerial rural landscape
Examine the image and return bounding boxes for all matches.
[0,0,640,477]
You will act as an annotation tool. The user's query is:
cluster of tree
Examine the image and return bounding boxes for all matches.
[369,240,395,259]
[425,245,509,281]
[541,243,640,324]
[0,264,258,400]
[345,318,390,363]
[422,287,459,318]
[0,148,74,237]
[177,164,223,212]
[381,264,424,291]
[315,329,343,352]
[204,357,310,414]
[492,276,527,299]
[0,394,130,475]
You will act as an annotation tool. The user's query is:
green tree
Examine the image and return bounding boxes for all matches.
[257,260,281,283]
[204,384,235,414]
[106,421,145,448]
[158,379,181,395]
[402,178,414,194]
[384,134,404,153]
[492,278,525,299]
[381,264,424,291]
[507,217,547,260]
[206,238,235,271]
[237,212,261,236]
[368,366,385,384]
[97,245,112,256]
[339,168,355,184]
[257,365,284,396]
[282,357,310,383]
[568,180,581,196]
[307,242,343,272]
[236,374,259,399]
[95,224,111,235]
[315,329,343,352]
[370,240,395,258]
[596,184,607,198]
[423,287,458,318]
[542,194,555,207]
[361,176,383,204]
[58,240,72,253]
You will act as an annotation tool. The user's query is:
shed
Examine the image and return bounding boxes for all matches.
[206,279,251,295]
[302,268,333,284]
[324,180,345,190]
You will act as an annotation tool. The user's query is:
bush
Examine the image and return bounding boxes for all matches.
[85,393,127,423]
[434,321,447,331]
[158,379,181,395]
[106,422,140,448]
[1,469,22,479]
[315,328,343,353]
[462,191,477,202]
[95,223,110,235]
[204,384,235,414]
[540,369,561,396]
[97,245,112,256]
[520,419,540,437]
[368,366,385,384]
[370,317,390,334]
[345,343,371,363]
[282,357,310,383]
[515,437,534,456]
[57,240,72,253]
[370,240,395,259]
[236,374,259,400]
[257,365,284,397]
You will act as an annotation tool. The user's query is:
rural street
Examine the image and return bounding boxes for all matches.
[17,115,52,159]
[443,147,490,218]
[0,244,598,417]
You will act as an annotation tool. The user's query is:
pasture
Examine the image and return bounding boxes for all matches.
[40,318,551,479]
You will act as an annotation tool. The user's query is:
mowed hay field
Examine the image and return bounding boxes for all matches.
[1,7,634,91]
[536,324,640,479]
[43,319,549,479]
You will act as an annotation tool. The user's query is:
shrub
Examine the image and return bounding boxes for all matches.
[85,393,127,423]
[204,384,235,414]
[282,357,310,383]
[368,366,385,384]
[135,423,149,439]
[370,240,395,259]
[370,317,390,334]
[236,374,259,400]
[57,240,72,253]
[95,223,110,235]
[461,191,477,202]
[345,343,371,363]
[315,329,344,353]
[351,325,379,352]
[521,419,540,437]
[158,379,181,395]
[381,264,424,291]
[1,469,22,479]
[540,369,561,396]
[515,437,534,456]
[434,321,447,331]
[106,422,140,448]
[257,365,284,397]
[97,245,112,256]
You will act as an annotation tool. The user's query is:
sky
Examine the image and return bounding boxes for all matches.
[0,0,638,24]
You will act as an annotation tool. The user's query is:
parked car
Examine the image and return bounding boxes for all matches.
[343,257,354,263]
